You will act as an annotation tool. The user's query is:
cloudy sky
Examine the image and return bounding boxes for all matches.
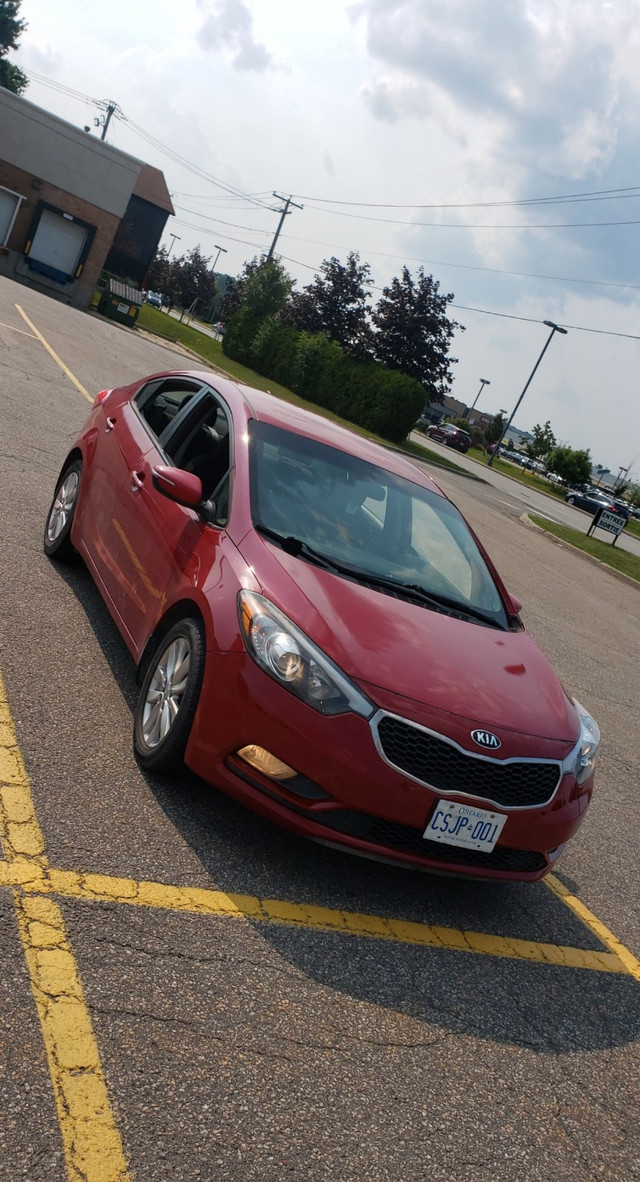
[14,0,640,479]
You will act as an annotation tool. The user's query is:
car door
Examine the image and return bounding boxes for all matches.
[96,383,232,655]
[84,377,203,648]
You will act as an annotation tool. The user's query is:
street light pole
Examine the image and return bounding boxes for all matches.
[614,465,629,494]
[210,244,228,273]
[487,320,568,467]
[469,378,490,414]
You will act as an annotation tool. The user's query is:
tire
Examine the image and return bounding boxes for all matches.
[44,459,82,560]
[134,617,206,774]
[566,496,576,505]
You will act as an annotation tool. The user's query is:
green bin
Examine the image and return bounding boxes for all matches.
[98,279,142,326]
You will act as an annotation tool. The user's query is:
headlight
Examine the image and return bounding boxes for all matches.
[564,699,601,785]
[238,590,374,718]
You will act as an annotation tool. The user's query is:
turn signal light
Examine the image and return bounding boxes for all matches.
[237,745,297,781]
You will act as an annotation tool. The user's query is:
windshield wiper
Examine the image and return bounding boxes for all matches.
[344,570,504,628]
[255,525,345,572]
[255,524,503,628]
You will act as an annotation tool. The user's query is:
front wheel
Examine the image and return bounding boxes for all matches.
[566,496,576,505]
[134,617,206,774]
[44,459,82,560]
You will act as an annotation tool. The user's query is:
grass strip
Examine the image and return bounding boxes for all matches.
[529,514,640,582]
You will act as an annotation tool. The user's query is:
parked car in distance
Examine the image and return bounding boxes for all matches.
[564,487,619,515]
[423,422,472,453]
[44,369,600,883]
[145,291,163,308]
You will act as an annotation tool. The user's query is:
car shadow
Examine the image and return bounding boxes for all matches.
[51,557,640,1056]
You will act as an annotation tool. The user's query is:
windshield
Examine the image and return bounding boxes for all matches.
[248,421,508,626]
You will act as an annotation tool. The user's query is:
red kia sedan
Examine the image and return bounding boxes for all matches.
[44,370,600,881]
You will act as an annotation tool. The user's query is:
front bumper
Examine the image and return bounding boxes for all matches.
[184,652,593,881]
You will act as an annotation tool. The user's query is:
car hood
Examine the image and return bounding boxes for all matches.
[236,533,579,744]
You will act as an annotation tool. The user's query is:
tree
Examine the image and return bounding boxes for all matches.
[144,245,174,296]
[172,245,218,311]
[527,421,556,461]
[484,412,506,447]
[282,252,373,357]
[545,445,591,486]
[370,267,463,402]
[218,256,264,325]
[0,1,28,94]
[223,258,293,363]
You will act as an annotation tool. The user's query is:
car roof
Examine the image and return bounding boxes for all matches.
[162,369,445,494]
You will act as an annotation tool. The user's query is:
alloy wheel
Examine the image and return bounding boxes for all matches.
[46,471,79,543]
[141,637,191,749]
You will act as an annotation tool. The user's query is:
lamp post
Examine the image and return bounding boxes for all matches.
[211,244,228,273]
[614,466,629,494]
[487,320,568,467]
[469,378,490,414]
[166,233,181,257]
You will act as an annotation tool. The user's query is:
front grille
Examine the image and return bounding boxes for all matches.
[319,809,546,873]
[375,715,560,808]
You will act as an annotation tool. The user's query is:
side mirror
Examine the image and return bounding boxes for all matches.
[152,465,204,508]
[506,592,522,615]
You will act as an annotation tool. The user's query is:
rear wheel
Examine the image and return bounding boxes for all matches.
[134,617,206,773]
[566,496,576,504]
[44,459,82,560]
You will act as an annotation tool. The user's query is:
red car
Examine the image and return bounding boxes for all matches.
[424,422,472,453]
[44,370,600,882]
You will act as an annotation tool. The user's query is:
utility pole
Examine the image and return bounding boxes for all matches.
[94,100,120,141]
[266,193,303,262]
[487,321,568,468]
[166,234,181,257]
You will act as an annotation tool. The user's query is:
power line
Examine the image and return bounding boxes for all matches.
[290,185,640,210]
[23,68,274,212]
[23,70,640,227]
[276,254,640,340]
[298,201,640,231]
[277,232,640,293]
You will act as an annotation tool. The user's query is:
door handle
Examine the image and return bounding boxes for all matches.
[131,470,145,493]
[105,417,116,433]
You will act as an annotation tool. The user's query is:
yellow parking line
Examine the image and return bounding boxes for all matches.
[0,666,638,1182]
[546,873,640,982]
[0,863,626,976]
[0,675,130,1182]
[15,303,93,402]
[0,319,38,337]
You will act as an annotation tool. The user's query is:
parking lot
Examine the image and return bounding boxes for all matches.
[1,275,639,1182]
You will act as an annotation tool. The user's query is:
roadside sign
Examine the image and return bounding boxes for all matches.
[587,506,627,545]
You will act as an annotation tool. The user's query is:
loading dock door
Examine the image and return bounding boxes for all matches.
[28,209,89,281]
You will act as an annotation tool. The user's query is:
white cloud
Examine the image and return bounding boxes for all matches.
[13,0,640,475]
[197,0,276,71]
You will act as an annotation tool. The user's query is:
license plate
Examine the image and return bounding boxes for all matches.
[424,800,507,852]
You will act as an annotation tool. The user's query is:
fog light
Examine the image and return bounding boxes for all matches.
[237,745,298,780]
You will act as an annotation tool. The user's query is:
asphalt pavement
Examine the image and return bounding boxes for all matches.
[1,275,639,1182]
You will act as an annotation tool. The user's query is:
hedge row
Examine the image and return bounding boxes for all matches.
[223,313,425,444]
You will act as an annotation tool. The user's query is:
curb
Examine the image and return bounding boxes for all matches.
[520,513,639,589]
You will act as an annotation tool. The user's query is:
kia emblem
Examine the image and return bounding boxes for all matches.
[471,729,501,750]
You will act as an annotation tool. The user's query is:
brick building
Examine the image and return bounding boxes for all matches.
[0,87,173,309]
